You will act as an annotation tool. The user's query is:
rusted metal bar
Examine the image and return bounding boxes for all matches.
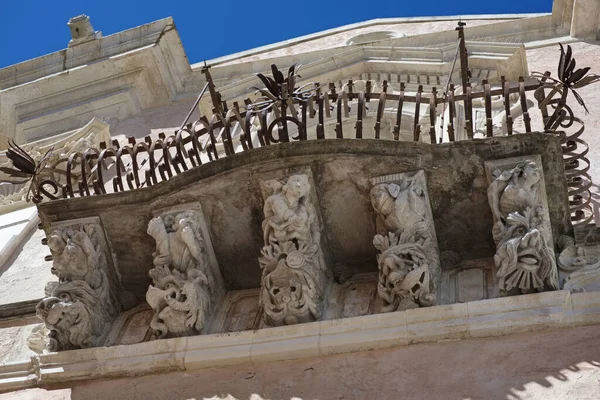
[393,82,405,141]
[429,87,437,144]
[414,85,422,142]
[464,83,474,139]
[317,93,325,139]
[356,91,365,139]
[336,94,344,139]
[374,89,386,139]
[519,76,532,133]
[483,80,493,138]
[501,76,513,136]
[448,84,456,142]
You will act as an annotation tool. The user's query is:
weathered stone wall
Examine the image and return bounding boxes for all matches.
[37,134,571,300]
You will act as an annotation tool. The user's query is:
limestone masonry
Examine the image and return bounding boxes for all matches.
[1,1,600,399]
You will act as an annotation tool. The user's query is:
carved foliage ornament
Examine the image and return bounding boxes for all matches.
[258,174,326,326]
[487,161,559,294]
[36,223,130,351]
[370,175,437,312]
[146,210,212,338]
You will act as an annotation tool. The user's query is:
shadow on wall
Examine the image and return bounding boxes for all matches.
[6,324,599,400]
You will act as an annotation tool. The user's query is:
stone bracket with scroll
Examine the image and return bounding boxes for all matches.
[36,217,135,351]
[370,170,441,312]
[257,168,331,326]
[485,155,559,295]
[145,203,225,339]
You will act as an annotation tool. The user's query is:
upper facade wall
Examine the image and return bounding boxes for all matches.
[0,0,592,149]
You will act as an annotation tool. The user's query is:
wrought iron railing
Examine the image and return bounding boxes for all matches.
[1,44,597,226]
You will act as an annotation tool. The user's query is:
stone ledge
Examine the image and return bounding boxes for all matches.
[0,290,598,392]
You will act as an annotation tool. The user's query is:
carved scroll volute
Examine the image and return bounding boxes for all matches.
[486,159,559,295]
[145,209,221,339]
[258,173,328,326]
[370,171,441,313]
[36,220,135,351]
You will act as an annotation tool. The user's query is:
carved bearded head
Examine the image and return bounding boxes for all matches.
[35,293,93,351]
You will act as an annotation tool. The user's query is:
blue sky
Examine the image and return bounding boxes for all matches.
[0,0,553,68]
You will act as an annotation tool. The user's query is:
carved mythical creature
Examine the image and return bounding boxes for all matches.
[370,182,428,239]
[146,210,213,338]
[488,161,541,223]
[258,174,326,326]
[374,232,435,312]
[487,161,559,294]
[36,223,129,351]
[370,175,438,312]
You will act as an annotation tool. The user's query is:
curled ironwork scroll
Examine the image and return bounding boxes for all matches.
[533,44,600,225]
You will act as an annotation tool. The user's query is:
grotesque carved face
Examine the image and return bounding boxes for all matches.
[262,258,317,326]
[495,210,556,292]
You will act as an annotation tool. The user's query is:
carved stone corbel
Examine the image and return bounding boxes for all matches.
[370,171,441,312]
[146,207,224,338]
[258,173,329,326]
[558,245,600,292]
[486,157,559,295]
[36,219,135,351]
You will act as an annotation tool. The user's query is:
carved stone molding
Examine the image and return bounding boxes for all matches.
[370,170,441,312]
[36,218,135,351]
[258,171,330,326]
[146,205,225,339]
[485,156,559,295]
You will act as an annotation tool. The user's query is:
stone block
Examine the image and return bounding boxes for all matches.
[319,311,408,356]
[405,303,469,344]
[184,331,253,369]
[467,290,569,338]
[250,323,320,364]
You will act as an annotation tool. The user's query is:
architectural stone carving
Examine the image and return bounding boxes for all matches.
[487,160,559,294]
[36,221,133,351]
[558,245,600,293]
[146,210,214,338]
[370,171,440,312]
[258,174,328,326]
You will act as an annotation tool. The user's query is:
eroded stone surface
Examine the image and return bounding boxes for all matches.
[370,171,440,312]
[258,173,329,326]
[146,208,223,338]
[486,157,559,295]
[36,219,135,351]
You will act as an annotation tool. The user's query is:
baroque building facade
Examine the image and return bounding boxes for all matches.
[0,1,600,398]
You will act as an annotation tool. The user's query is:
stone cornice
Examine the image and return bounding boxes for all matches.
[0,290,596,392]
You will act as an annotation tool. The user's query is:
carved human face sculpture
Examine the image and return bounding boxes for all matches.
[521,162,540,188]
[49,232,89,281]
[283,175,309,205]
